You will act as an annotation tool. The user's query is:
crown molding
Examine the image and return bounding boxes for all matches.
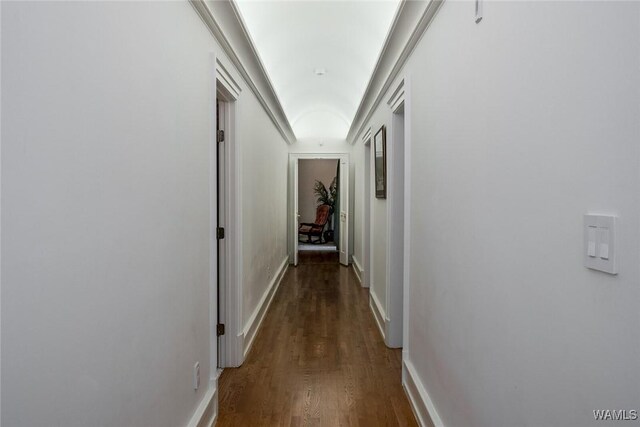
[347,0,444,144]
[190,0,297,144]
[216,58,242,100]
[387,78,405,113]
[362,127,372,144]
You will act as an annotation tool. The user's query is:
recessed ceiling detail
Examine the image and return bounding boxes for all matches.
[235,0,401,140]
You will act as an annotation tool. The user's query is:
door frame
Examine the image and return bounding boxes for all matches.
[289,153,350,266]
[384,77,411,350]
[216,96,227,369]
[211,54,244,371]
[362,130,373,288]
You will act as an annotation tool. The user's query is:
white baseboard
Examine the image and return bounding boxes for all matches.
[403,359,444,427]
[232,332,244,366]
[351,256,365,286]
[369,290,386,340]
[185,383,218,427]
[242,256,289,358]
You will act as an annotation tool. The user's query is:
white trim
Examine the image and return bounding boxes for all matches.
[0,5,6,420]
[242,256,289,358]
[216,96,228,368]
[352,256,364,285]
[190,0,296,144]
[220,88,243,369]
[0,3,3,419]
[338,154,350,266]
[292,157,299,266]
[362,127,372,143]
[221,94,243,368]
[185,384,218,427]
[384,77,407,349]
[402,77,413,355]
[212,51,244,369]
[348,0,444,143]
[387,79,405,111]
[369,291,386,340]
[216,59,241,100]
[208,53,219,381]
[403,359,444,427]
[363,137,373,292]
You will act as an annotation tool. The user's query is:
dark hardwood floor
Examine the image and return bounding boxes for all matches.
[217,251,418,426]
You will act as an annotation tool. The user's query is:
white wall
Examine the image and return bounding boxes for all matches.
[351,135,371,283]
[351,130,388,325]
[371,185,388,312]
[352,1,640,426]
[298,159,337,224]
[0,1,289,426]
[239,92,289,327]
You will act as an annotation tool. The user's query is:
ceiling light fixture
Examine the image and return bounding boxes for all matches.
[313,68,327,76]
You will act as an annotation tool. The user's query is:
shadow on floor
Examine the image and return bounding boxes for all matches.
[298,251,340,265]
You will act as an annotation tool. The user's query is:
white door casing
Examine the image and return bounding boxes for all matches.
[293,158,299,266]
[362,129,372,288]
[383,77,410,351]
[339,158,349,266]
[212,53,244,370]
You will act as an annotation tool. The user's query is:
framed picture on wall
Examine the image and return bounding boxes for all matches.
[374,125,387,199]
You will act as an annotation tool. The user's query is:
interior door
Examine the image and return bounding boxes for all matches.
[334,161,340,250]
[339,158,349,266]
[293,158,299,266]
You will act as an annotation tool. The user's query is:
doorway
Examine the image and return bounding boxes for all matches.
[290,153,350,266]
[297,159,339,253]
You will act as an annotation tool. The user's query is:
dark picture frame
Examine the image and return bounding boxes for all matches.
[374,125,387,199]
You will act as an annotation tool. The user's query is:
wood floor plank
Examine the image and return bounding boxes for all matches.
[218,252,417,426]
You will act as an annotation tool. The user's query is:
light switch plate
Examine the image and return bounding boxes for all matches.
[584,214,617,274]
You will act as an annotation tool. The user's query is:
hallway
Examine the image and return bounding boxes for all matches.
[3,1,639,426]
[218,253,417,426]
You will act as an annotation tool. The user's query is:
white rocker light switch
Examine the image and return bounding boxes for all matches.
[584,215,617,275]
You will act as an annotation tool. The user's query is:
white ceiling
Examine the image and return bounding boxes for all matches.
[234,0,401,140]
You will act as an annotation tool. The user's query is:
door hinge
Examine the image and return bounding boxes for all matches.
[217,130,224,143]
[216,323,225,336]
[216,227,225,240]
